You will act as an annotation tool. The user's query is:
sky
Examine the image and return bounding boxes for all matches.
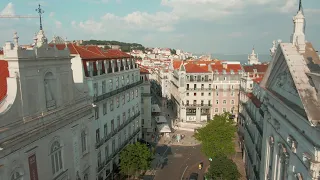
[0,0,319,54]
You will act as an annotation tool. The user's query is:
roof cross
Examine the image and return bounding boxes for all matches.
[298,0,302,11]
[35,4,44,30]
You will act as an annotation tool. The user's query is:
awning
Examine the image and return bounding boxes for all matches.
[155,116,167,124]
[157,124,171,133]
[151,104,161,113]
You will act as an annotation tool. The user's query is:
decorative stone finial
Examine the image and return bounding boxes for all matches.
[13,32,19,48]
[64,37,68,50]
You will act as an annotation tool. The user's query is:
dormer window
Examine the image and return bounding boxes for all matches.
[230,70,234,74]
[222,70,226,74]
[253,69,257,73]
[215,70,219,74]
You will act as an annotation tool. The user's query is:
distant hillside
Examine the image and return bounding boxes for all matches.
[82,40,145,52]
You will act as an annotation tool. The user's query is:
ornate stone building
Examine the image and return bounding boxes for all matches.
[239,2,320,179]
[0,30,92,180]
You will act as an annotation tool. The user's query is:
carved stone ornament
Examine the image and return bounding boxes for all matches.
[275,70,298,95]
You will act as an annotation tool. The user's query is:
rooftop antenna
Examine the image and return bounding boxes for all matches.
[35,4,44,30]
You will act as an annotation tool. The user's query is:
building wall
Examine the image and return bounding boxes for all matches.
[140,74,153,142]
[0,32,93,180]
[85,63,142,179]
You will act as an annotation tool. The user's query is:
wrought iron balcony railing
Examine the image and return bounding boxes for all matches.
[93,80,143,103]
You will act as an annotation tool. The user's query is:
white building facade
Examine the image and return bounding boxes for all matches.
[169,60,242,122]
[0,31,93,180]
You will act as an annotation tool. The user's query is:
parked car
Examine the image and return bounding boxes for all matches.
[189,173,199,180]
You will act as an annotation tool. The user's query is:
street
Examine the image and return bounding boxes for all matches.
[154,145,208,180]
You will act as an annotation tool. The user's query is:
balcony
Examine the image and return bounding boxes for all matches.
[93,80,143,103]
[104,127,141,166]
[95,112,141,149]
[53,169,69,180]
[186,88,212,91]
[96,161,105,173]
[185,104,211,108]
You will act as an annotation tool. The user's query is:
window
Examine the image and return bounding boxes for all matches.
[126,93,130,102]
[231,91,235,97]
[111,120,114,131]
[231,85,234,89]
[224,76,227,81]
[216,100,219,104]
[104,124,108,137]
[95,107,99,119]
[142,119,144,125]
[223,100,227,104]
[131,91,134,99]
[135,89,138,97]
[97,151,101,167]
[109,79,113,91]
[116,77,119,89]
[201,100,204,106]
[215,108,219,113]
[121,76,125,86]
[193,100,196,105]
[103,103,107,115]
[116,96,120,108]
[223,108,226,112]
[186,100,189,105]
[127,75,130,84]
[96,129,100,143]
[187,93,189,96]
[11,171,23,180]
[194,84,197,89]
[215,85,218,89]
[209,92,211,96]
[231,100,235,105]
[122,95,125,105]
[123,112,126,123]
[209,84,212,89]
[110,100,114,111]
[208,100,211,106]
[81,131,87,153]
[131,74,134,82]
[141,97,144,103]
[112,139,116,153]
[105,145,109,159]
[117,115,120,127]
[194,93,197,96]
[201,93,204,96]
[216,91,219,96]
[93,83,98,96]
[102,80,106,94]
[51,141,63,175]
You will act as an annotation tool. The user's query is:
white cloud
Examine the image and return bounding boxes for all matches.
[49,12,55,18]
[73,0,306,36]
[55,21,62,28]
[0,3,15,16]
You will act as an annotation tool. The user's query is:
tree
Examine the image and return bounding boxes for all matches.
[170,48,176,55]
[119,142,153,178]
[194,112,236,158]
[206,156,241,180]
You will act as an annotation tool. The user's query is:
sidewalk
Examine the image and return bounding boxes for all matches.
[157,129,200,146]
[232,133,246,180]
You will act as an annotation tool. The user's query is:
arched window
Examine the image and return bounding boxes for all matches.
[51,141,63,176]
[11,171,23,180]
[81,130,88,154]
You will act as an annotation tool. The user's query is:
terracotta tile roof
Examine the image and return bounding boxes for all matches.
[252,76,264,84]
[140,67,150,74]
[184,63,209,73]
[247,93,262,108]
[0,60,9,102]
[243,64,268,73]
[50,44,132,60]
[210,64,242,73]
[173,60,183,69]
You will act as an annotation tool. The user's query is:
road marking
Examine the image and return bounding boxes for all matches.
[181,166,188,180]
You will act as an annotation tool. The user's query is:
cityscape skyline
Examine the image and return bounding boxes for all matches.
[0,0,319,54]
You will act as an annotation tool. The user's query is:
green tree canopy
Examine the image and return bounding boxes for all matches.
[82,40,145,52]
[119,142,152,177]
[170,49,176,55]
[194,112,236,158]
[206,156,241,180]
